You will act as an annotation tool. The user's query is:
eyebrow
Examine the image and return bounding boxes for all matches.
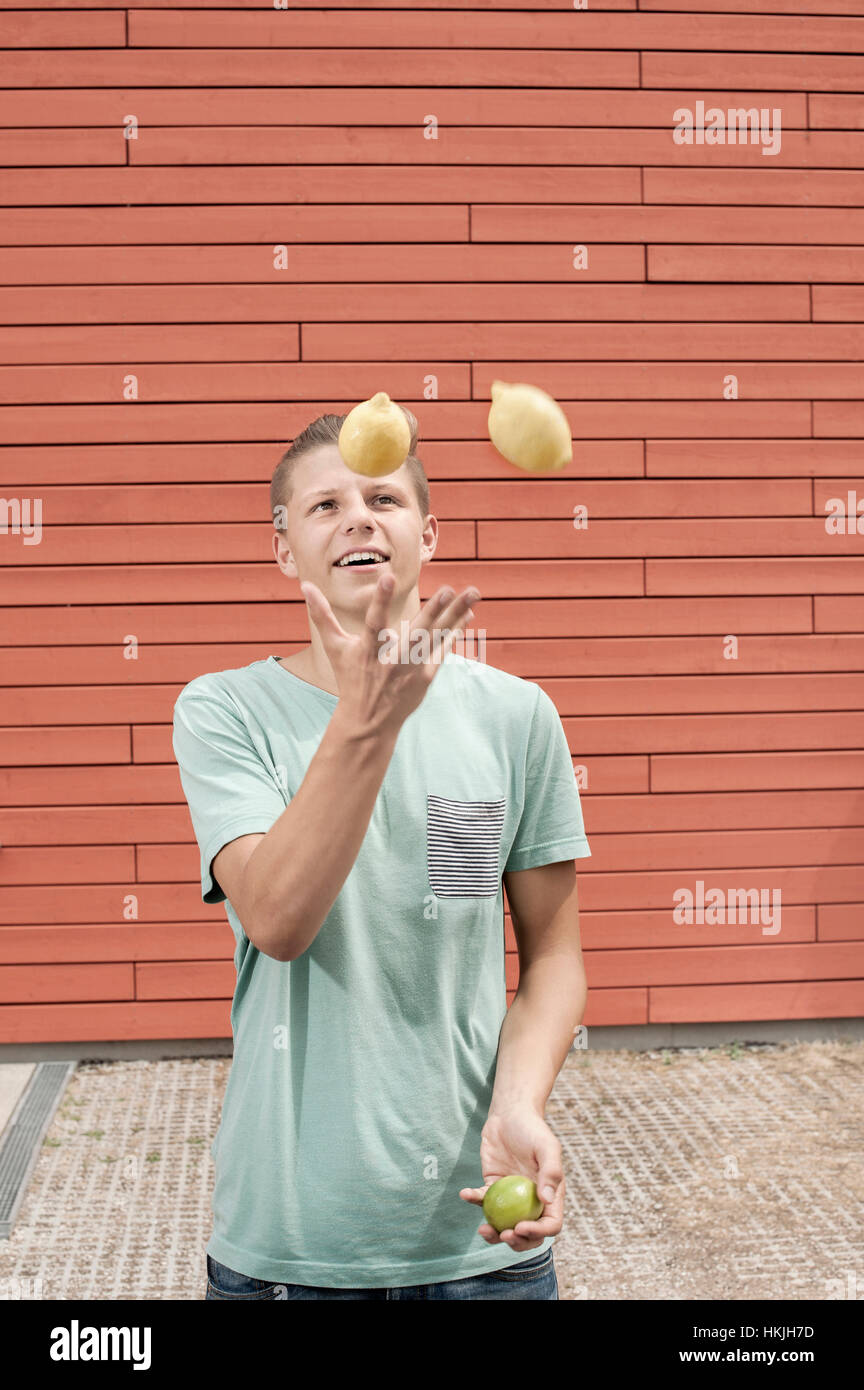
[304,483,408,502]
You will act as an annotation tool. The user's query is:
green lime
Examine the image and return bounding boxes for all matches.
[482,1175,544,1233]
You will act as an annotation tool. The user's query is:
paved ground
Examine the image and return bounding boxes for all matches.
[0,1063,35,1134]
[1,1039,861,1300]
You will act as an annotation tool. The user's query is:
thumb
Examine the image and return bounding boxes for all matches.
[300,581,340,638]
[535,1155,564,1205]
[299,579,319,608]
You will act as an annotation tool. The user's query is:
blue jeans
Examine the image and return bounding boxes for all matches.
[206,1247,558,1300]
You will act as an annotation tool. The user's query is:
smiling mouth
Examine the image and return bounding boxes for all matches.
[334,557,390,570]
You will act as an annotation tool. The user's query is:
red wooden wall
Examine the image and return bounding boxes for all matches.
[1,2,863,1044]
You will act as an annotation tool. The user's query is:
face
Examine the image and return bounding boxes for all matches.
[272,444,438,627]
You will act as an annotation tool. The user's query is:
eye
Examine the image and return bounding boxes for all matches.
[312,495,397,512]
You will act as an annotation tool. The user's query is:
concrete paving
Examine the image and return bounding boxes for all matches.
[0,1065,35,1136]
[0,1039,861,1300]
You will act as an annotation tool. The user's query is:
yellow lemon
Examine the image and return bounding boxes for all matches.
[338,391,412,477]
[488,380,573,472]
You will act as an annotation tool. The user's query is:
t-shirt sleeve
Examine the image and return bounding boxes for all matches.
[504,684,591,872]
[172,686,288,904]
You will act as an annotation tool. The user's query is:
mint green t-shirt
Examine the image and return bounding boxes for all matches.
[172,649,591,1289]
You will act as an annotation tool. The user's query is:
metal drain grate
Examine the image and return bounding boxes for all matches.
[0,1061,75,1239]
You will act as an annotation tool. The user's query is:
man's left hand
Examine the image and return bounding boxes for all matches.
[458,1105,565,1251]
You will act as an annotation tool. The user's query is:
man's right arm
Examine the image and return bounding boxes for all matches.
[212,703,401,962]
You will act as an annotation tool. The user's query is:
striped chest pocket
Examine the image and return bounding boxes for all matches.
[426,794,507,898]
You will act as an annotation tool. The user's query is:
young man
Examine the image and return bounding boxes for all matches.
[172,414,591,1300]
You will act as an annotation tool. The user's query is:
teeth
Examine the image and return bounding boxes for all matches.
[336,551,386,566]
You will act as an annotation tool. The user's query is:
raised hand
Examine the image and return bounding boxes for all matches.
[298,573,480,736]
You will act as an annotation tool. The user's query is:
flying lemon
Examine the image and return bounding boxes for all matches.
[488,380,573,473]
[338,391,412,477]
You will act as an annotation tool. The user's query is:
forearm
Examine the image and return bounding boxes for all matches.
[245,704,400,961]
[488,956,588,1116]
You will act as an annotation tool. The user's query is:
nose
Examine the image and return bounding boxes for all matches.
[340,495,379,532]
